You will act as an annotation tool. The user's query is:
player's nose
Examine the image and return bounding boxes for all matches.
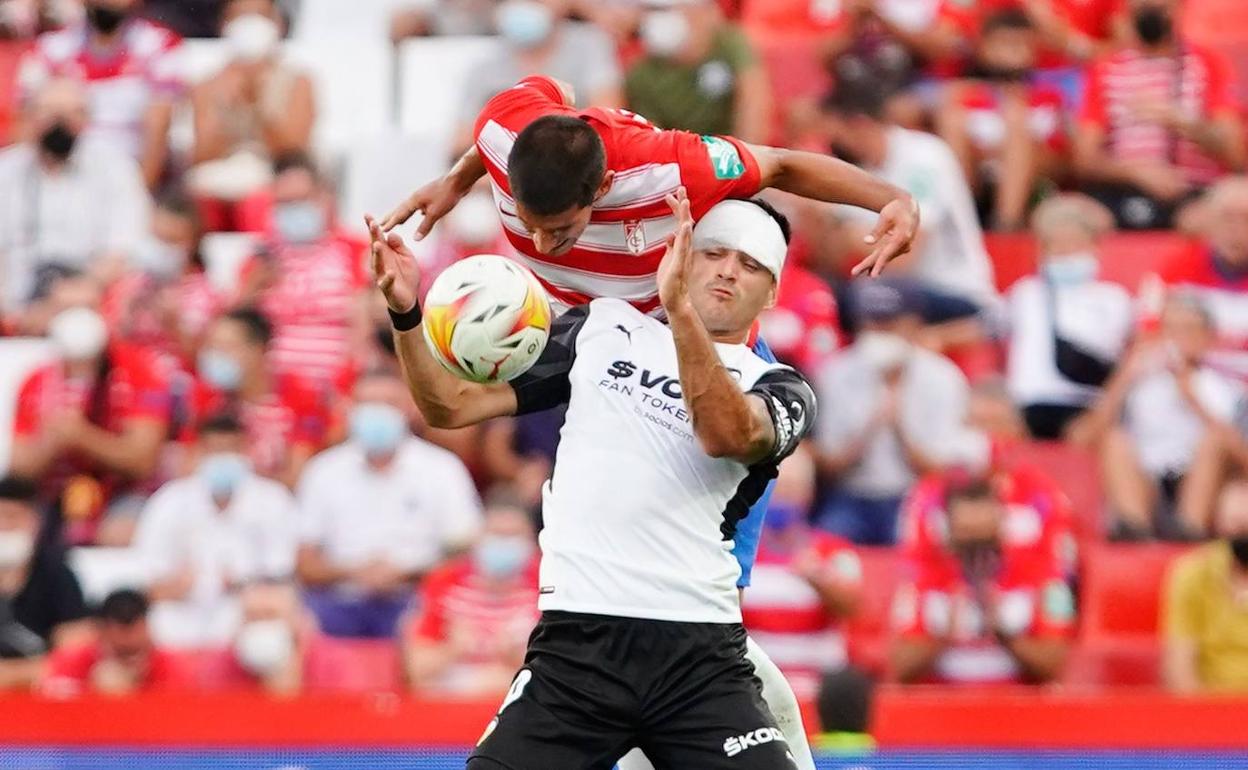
[532,231,560,254]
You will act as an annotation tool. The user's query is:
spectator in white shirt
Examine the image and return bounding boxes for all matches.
[0,78,150,315]
[1078,295,1246,540]
[134,413,298,648]
[820,78,998,345]
[1006,194,1133,440]
[296,370,483,638]
[813,280,983,545]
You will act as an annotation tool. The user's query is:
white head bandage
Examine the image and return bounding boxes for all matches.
[692,200,788,283]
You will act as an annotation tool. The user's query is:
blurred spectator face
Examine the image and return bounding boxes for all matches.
[854,281,921,372]
[1032,194,1113,284]
[271,164,331,246]
[1206,179,1248,268]
[196,422,253,501]
[0,497,38,573]
[221,0,282,64]
[639,0,717,62]
[1160,298,1215,365]
[1127,0,1178,47]
[472,505,536,582]
[138,200,200,280]
[349,374,414,460]
[946,484,1005,554]
[84,0,136,35]
[46,294,109,365]
[200,315,264,392]
[975,14,1036,79]
[27,79,89,163]
[495,0,562,49]
[234,583,299,680]
[100,612,152,671]
[1216,482,1248,568]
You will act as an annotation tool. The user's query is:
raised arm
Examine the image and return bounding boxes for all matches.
[367,216,518,428]
[747,144,920,278]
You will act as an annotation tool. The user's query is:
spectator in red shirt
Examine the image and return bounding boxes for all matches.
[938,10,1069,231]
[890,470,1075,685]
[17,0,184,188]
[11,273,171,546]
[1075,0,1245,230]
[188,307,331,488]
[402,502,539,696]
[236,153,371,395]
[40,588,192,697]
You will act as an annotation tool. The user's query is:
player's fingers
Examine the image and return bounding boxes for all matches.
[386,232,406,254]
[850,253,875,277]
[412,205,440,242]
[380,194,419,231]
[664,192,680,215]
[864,214,891,247]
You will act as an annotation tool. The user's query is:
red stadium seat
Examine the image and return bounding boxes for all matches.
[1068,543,1194,687]
[846,547,902,675]
[303,636,402,692]
[999,442,1104,541]
[986,232,1198,295]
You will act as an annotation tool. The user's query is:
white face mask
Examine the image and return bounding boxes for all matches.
[48,306,108,361]
[234,618,294,677]
[1041,251,1099,286]
[640,10,690,58]
[133,237,188,280]
[857,330,911,371]
[0,529,34,570]
[445,192,502,246]
[224,13,280,62]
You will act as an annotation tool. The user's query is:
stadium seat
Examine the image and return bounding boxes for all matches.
[846,546,901,675]
[200,232,260,293]
[0,338,54,472]
[999,442,1104,541]
[397,36,500,148]
[338,130,450,238]
[303,636,402,692]
[986,232,1197,294]
[1069,542,1193,687]
[292,0,414,42]
[67,547,149,605]
[283,38,396,155]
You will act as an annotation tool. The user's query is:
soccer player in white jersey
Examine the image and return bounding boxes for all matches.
[368,189,816,769]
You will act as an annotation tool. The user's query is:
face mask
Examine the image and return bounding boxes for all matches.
[445,192,502,246]
[473,535,534,579]
[39,121,77,161]
[85,3,128,34]
[133,238,187,280]
[224,13,280,62]
[198,452,252,499]
[1133,5,1172,46]
[0,530,35,570]
[234,618,294,677]
[857,330,911,371]
[497,0,554,49]
[48,306,108,361]
[1042,252,1099,286]
[273,201,326,244]
[198,350,244,391]
[1230,536,1248,568]
[350,402,407,457]
[640,10,690,58]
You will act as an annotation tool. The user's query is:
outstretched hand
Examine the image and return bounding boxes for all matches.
[851,196,921,278]
[366,214,422,314]
[658,186,694,314]
[378,175,466,238]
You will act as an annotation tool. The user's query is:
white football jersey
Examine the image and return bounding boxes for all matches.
[509,299,816,623]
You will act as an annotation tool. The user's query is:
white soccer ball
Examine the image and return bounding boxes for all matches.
[422,255,552,383]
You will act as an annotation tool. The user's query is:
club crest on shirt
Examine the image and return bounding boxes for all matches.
[624,220,646,255]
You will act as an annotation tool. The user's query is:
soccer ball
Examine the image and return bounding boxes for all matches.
[422,255,552,383]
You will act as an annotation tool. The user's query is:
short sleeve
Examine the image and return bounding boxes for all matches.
[1162,554,1202,641]
[256,486,299,579]
[133,486,184,581]
[1078,59,1109,129]
[509,303,591,415]
[675,133,763,217]
[411,573,451,642]
[295,458,332,545]
[748,367,817,465]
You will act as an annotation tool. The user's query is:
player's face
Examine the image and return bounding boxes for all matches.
[514,203,592,256]
[687,247,776,340]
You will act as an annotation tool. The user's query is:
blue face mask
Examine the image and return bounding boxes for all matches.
[350,403,408,457]
[1041,253,1099,287]
[497,0,553,48]
[199,452,252,499]
[198,350,243,392]
[273,201,326,244]
[473,535,534,579]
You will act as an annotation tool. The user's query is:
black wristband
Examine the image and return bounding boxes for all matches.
[388,303,422,332]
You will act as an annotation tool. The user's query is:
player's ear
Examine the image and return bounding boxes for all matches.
[593,170,615,202]
[764,281,777,310]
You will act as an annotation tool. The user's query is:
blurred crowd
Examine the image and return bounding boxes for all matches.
[0,0,1247,724]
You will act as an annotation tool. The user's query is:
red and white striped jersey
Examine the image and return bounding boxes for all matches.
[18,20,183,160]
[1079,45,1238,186]
[472,76,763,315]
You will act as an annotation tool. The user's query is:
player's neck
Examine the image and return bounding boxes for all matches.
[708,328,749,345]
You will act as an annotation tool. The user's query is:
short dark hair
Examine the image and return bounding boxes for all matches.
[272,150,320,182]
[820,80,887,121]
[745,198,792,245]
[198,412,244,438]
[223,306,273,348]
[982,8,1033,35]
[0,476,39,506]
[817,667,873,734]
[945,471,996,507]
[98,588,149,624]
[508,116,606,216]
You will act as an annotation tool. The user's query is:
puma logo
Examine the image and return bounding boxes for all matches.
[615,324,641,343]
